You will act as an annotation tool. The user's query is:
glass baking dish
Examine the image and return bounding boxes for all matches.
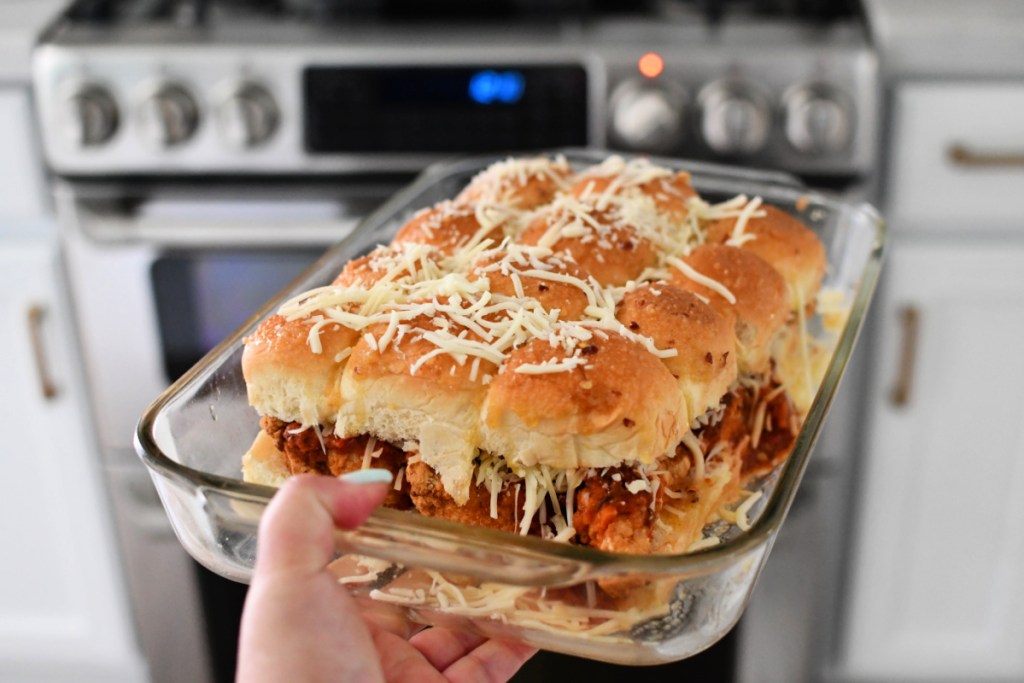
[136,149,884,665]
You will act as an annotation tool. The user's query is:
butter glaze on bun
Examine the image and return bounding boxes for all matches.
[469,249,593,321]
[571,169,697,221]
[670,244,787,375]
[481,331,686,470]
[392,200,505,255]
[456,155,572,210]
[332,243,443,288]
[617,283,737,422]
[705,204,826,311]
[242,314,359,426]
[519,200,658,286]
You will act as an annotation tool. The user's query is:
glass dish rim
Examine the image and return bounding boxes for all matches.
[135,147,886,578]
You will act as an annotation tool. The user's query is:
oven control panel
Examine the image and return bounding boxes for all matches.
[303,65,588,153]
[33,20,878,177]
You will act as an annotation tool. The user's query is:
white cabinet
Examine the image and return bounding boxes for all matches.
[839,242,1024,680]
[0,246,146,680]
[887,84,1024,231]
[0,83,143,682]
[0,87,48,235]
[838,81,1024,682]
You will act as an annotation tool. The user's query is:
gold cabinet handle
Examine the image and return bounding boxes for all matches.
[948,143,1024,168]
[27,305,58,400]
[889,305,919,408]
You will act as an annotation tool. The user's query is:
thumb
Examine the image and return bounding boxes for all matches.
[255,470,392,580]
[239,471,392,683]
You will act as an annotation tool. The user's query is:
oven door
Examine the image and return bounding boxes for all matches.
[55,177,396,683]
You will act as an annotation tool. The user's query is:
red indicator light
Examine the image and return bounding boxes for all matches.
[638,52,664,79]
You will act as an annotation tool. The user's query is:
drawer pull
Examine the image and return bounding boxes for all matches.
[27,304,58,400]
[948,143,1024,168]
[890,305,919,408]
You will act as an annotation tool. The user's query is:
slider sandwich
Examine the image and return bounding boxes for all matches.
[241,155,828,567]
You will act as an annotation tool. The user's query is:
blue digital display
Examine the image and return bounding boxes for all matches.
[469,70,526,104]
[304,65,588,153]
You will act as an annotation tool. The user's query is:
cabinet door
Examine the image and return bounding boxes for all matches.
[0,88,48,227]
[889,84,1024,231]
[0,242,146,682]
[839,242,1024,680]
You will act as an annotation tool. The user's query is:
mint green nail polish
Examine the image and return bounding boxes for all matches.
[339,468,393,485]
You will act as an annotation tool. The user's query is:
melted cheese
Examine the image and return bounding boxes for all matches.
[665,255,737,305]
[680,430,706,481]
[734,490,763,532]
[724,196,764,248]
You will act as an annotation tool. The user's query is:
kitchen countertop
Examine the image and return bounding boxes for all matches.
[863,0,1024,79]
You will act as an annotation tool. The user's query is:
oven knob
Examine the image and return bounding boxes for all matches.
[138,84,200,148]
[217,83,279,149]
[609,80,688,152]
[784,83,853,155]
[698,81,771,155]
[63,85,118,147]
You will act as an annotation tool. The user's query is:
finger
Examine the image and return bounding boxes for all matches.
[362,606,429,640]
[255,471,392,580]
[444,639,539,683]
[239,470,393,683]
[373,630,447,683]
[238,575,385,683]
[409,627,488,671]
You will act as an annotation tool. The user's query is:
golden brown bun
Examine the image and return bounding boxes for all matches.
[670,244,787,375]
[332,243,441,287]
[519,203,658,286]
[456,156,572,210]
[616,283,737,422]
[242,314,359,425]
[571,170,696,220]
[392,201,504,255]
[481,332,686,470]
[706,205,826,311]
[336,311,497,505]
[469,250,593,321]
[241,431,290,487]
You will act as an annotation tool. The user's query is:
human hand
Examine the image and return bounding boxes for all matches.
[236,471,537,683]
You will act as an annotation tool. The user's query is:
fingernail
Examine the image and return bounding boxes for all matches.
[339,468,393,485]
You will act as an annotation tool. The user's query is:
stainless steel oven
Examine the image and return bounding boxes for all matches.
[34,1,879,681]
[53,177,387,682]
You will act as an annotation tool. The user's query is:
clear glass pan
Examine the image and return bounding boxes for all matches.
[136,149,884,664]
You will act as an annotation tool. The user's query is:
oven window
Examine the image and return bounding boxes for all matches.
[151,250,322,382]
